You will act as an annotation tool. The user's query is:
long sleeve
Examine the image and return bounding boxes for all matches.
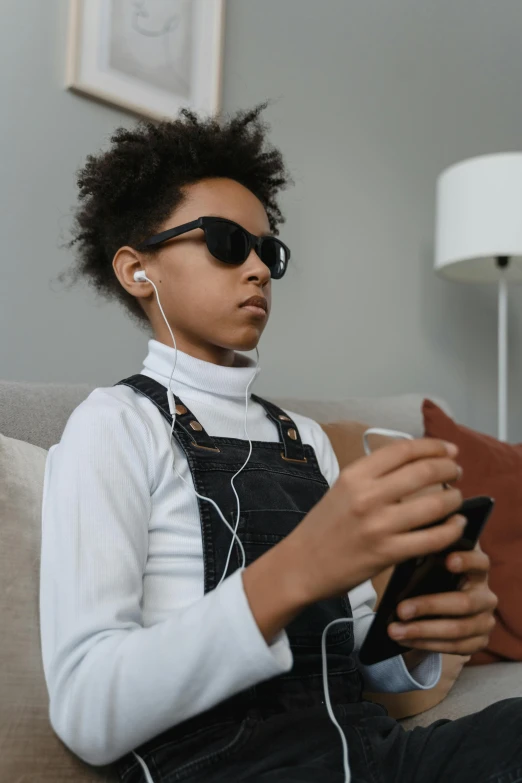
[312,420,442,694]
[40,394,292,766]
[349,579,442,692]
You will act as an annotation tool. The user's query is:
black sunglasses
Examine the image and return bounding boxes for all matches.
[137,216,290,280]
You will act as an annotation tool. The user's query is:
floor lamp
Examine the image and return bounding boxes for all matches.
[435,152,522,443]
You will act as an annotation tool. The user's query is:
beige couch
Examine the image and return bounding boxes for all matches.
[1,379,521,782]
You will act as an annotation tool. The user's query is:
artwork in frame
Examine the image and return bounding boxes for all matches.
[66,0,224,120]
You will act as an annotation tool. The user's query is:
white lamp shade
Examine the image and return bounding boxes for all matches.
[435,152,522,283]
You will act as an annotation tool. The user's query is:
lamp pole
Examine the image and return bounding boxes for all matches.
[496,256,509,442]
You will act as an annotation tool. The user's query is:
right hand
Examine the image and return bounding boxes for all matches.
[282,437,464,604]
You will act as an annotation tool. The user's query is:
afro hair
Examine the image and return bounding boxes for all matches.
[65,103,291,326]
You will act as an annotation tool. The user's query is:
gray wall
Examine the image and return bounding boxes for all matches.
[2,0,522,440]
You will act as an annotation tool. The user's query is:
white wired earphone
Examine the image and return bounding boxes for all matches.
[133,269,257,582]
[132,269,258,782]
[320,427,415,783]
[133,269,415,783]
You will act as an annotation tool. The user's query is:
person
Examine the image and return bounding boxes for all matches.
[40,104,520,783]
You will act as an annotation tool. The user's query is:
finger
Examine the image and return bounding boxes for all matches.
[369,458,462,507]
[384,513,466,563]
[385,486,463,534]
[397,587,497,621]
[403,635,491,655]
[383,513,467,565]
[446,549,490,577]
[389,611,496,641]
[350,438,458,480]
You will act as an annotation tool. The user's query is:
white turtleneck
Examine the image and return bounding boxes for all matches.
[40,340,441,767]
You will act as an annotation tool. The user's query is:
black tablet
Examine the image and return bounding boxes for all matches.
[358,495,495,666]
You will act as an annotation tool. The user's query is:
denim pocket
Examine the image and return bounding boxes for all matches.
[147,716,255,783]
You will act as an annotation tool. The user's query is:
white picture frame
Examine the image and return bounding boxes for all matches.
[66,0,225,120]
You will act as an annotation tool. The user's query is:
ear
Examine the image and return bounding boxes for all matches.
[113,246,152,299]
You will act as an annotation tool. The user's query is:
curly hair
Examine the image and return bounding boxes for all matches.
[65,103,292,327]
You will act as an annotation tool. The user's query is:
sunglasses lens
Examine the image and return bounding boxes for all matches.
[260,238,289,279]
[204,220,289,279]
[205,221,250,264]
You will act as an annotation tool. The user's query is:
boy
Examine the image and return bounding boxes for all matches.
[41,105,519,782]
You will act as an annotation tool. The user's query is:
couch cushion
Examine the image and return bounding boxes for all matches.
[0,433,115,781]
[401,662,522,728]
[0,380,95,451]
[0,379,453,452]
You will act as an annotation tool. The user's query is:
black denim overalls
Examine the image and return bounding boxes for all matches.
[114,374,365,782]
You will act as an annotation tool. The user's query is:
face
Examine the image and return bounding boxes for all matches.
[114,178,274,366]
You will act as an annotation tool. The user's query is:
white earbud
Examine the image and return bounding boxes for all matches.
[134,270,148,283]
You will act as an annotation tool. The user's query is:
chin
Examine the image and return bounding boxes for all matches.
[237,337,261,352]
[222,326,264,353]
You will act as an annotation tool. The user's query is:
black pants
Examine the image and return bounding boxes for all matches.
[133,698,522,783]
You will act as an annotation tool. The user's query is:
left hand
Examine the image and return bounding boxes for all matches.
[389,544,498,655]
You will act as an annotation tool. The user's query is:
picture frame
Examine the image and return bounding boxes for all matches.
[66,0,225,120]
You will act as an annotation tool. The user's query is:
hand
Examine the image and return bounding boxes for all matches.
[244,438,466,643]
[284,438,465,604]
[389,544,498,655]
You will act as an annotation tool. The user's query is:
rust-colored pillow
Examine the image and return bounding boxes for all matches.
[423,398,522,665]
[320,419,469,719]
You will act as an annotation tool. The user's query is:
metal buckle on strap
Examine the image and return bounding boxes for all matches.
[280,451,308,464]
[190,441,221,453]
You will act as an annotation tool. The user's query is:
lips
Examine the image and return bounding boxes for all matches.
[240,295,268,312]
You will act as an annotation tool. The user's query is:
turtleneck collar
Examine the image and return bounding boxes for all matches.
[141,339,259,401]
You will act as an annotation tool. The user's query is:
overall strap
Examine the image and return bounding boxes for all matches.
[251,393,307,463]
[115,374,220,453]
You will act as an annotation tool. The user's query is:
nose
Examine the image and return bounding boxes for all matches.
[241,247,271,286]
